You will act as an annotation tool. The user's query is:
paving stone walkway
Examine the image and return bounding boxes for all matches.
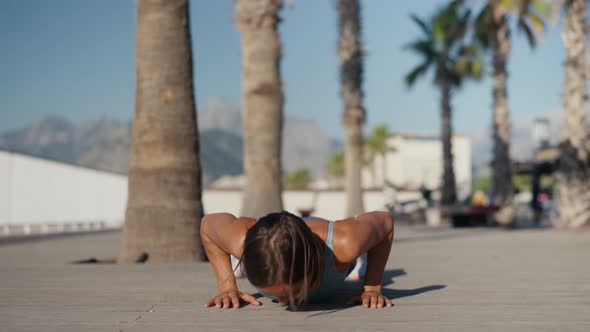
[1,225,589,331]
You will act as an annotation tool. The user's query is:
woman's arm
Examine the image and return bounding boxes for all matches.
[357,211,394,294]
[334,211,394,308]
[200,213,257,308]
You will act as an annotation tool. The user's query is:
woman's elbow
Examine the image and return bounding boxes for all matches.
[381,211,394,240]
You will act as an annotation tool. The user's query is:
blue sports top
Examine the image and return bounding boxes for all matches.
[257,217,352,304]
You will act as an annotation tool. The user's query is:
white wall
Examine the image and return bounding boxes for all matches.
[1,151,391,234]
[204,190,387,221]
[0,152,12,225]
[0,151,128,229]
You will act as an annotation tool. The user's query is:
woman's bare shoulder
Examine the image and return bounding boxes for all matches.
[331,217,369,264]
[234,215,256,232]
[201,214,256,258]
[304,218,329,242]
[300,216,358,264]
[203,213,256,232]
[236,216,257,226]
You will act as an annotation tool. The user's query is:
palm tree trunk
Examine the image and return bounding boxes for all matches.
[490,2,515,224]
[338,0,365,217]
[235,0,284,218]
[120,0,204,263]
[440,74,457,207]
[555,0,590,227]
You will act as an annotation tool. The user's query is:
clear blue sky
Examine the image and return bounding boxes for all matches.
[0,0,565,138]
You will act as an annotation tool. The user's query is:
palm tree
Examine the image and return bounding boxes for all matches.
[404,0,483,213]
[327,151,346,179]
[337,0,366,217]
[555,0,590,227]
[235,0,284,218]
[365,124,395,188]
[473,0,551,224]
[282,168,312,190]
[119,0,204,263]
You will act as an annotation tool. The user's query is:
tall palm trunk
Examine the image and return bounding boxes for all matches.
[120,0,204,263]
[338,0,365,217]
[555,0,590,227]
[235,0,284,218]
[490,2,515,224]
[440,74,457,207]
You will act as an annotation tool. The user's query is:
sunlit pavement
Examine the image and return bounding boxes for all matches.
[1,224,589,331]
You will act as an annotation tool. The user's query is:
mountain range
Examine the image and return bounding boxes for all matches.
[2,98,571,184]
[0,99,337,186]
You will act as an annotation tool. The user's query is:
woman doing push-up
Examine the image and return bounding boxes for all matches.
[201,210,394,309]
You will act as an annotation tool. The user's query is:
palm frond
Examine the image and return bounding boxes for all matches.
[470,58,483,79]
[457,44,478,57]
[403,39,436,59]
[454,57,469,76]
[500,0,519,11]
[403,0,482,90]
[432,16,446,44]
[434,1,470,48]
[404,61,431,87]
[518,20,538,48]
[516,0,547,48]
[474,4,492,49]
[446,9,471,45]
[459,8,472,26]
[410,14,431,36]
[531,0,552,18]
[433,0,462,44]
[452,42,484,81]
[448,70,463,88]
[526,10,546,34]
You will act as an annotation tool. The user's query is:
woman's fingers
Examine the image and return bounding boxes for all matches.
[371,294,378,308]
[208,293,390,310]
[385,297,393,307]
[377,295,384,308]
[348,292,393,309]
[229,293,241,309]
[364,293,375,308]
[240,292,260,305]
[204,292,260,310]
[222,295,231,309]
[204,297,215,308]
[362,294,370,308]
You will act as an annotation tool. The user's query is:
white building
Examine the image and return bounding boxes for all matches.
[362,133,472,200]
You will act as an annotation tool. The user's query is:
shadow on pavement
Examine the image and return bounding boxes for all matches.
[382,268,407,286]
[279,268,446,317]
[382,284,446,300]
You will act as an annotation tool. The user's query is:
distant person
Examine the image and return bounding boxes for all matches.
[420,185,433,208]
[471,191,487,207]
[201,211,394,309]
